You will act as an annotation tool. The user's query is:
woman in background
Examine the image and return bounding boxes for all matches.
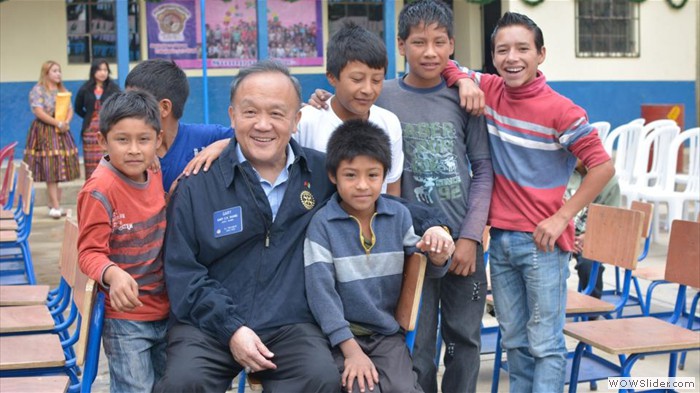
[74,59,120,179]
[24,60,80,219]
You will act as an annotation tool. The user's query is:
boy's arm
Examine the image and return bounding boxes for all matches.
[452,158,493,276]
[442,60,485,116]
[77,190,116,286]
[303,225,354,347]
[535,161,614,252]
[78,190,142,312]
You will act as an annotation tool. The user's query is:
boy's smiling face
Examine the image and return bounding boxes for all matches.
[398,22,454,89]
[330,155,385,219]
[492,24,546,88]
[100,118,162,183]
[328,61,384,121]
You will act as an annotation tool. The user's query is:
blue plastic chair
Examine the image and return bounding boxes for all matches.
[0,164,36,285]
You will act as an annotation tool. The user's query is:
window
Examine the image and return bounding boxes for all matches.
[66,0,141,64]
[576,0,639,58]
[328,0,384,39]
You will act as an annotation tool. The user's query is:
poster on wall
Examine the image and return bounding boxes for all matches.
[146,0,323,69]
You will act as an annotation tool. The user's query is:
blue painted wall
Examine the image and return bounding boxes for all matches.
[1,76,695,159]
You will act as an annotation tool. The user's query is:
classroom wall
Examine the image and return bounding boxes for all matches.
[1,0,697,158]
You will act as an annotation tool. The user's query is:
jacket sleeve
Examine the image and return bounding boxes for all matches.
[77,189,114,286]
[303,217,353,347]
[74,85,87,119]
[163,183,246,346]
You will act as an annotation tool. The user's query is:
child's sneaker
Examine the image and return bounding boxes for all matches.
[48,208,62,219]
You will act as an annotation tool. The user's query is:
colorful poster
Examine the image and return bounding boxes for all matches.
[146,0,323,69]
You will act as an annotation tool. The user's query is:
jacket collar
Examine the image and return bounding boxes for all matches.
[219,137,312,187]
[325,192,397,221]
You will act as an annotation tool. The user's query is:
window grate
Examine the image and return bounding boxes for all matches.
[576,0,640,58]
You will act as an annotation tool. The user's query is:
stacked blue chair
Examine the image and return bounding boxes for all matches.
[0,162,36,285]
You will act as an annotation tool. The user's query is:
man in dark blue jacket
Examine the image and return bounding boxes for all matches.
[155,60,452,392]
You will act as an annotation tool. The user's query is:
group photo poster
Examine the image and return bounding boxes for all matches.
[147,0,323,69]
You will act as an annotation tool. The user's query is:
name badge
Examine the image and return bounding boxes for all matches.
[213,206,243,238]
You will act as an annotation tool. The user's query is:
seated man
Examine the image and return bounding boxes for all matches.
[155,60,454,392]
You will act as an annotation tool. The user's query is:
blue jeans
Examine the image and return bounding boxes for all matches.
[489,229,570,393]
[103,318,168,393]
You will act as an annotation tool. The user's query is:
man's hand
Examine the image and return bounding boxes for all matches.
[450,238,477,276]
[103,265,142,312]
[534,211,569,252]
[455,78,485,116]
[182,138,231,176]
[417,226,455,260]
[229,326,277,373]
[308,88,332,110]
[339,339,378,393]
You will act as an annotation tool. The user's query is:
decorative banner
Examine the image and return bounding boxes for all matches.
[146,0,323,69]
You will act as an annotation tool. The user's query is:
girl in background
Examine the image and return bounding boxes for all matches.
[24,60,80,219]
[74,59,120,179]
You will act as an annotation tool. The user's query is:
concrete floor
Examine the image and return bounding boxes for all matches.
[21,188,700,393]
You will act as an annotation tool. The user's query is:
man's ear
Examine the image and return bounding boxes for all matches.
[155,130,164,149]
[328,171,337,185]
[228,105,236,128]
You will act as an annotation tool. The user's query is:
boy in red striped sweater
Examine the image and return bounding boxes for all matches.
[77,89,168,392]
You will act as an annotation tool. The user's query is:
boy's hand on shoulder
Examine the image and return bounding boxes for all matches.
[455,78,485,117]
[308,88,332,110]
[148,156,161,173]
[182,138,231,177]
[417,226,455,262]
[339,339,378,393]
[103,265,143,312]
[450,238,477,276]
[534,211,569,253]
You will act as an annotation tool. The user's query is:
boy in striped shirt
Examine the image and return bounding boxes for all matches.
[77,90,169,392]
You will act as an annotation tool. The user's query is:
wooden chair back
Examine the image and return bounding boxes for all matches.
[59,218,80,287]
[72,268,97,367]
[582,204,644,270]
[664,220,700,289]
[630,201,653,239]
[395,253,427,331]
[1,162,14,207]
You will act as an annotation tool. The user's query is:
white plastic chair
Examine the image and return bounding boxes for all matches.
[638,127,700,239]
[621,124,680,206]
[590,121,611,143]
[604,122,645,202]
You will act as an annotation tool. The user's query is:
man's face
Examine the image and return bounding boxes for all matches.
[398,22,454,89]
[327,61,384,121]
[492,25,545,88]
[228,71,301,173]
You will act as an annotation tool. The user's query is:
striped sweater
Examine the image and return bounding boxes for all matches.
[304,193,448,347]
[444,66,610,251]
[78,157,169,320]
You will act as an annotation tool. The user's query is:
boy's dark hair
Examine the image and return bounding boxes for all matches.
[326,21,388,79]
[326,119,392,178]
[230,59,302,109]
[398,0,454,41]
[125,59,189,119]
[491,12,544,54]
[99,90,161,137]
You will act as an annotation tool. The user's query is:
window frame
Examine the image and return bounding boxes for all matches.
[575,0,640,58]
